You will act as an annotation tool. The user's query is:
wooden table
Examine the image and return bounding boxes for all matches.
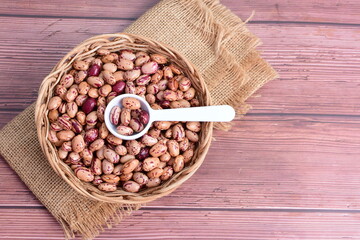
[1,0,360,239]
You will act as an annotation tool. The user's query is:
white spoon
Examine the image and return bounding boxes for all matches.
[104,94,235,140]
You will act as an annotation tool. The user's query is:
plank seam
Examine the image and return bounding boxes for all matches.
[1,205,360,213]
[0,13,360,27]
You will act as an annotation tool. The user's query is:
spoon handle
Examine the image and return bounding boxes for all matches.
[151,105,236,122]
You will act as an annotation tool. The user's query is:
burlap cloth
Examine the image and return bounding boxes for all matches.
[0,0,277,239]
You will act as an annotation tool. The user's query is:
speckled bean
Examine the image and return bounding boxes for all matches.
[48,109,59,123]
[99,122,109,139]
[81,148,93,166]
[124,69,141,81]
[58,149,68,159]
[88,88,99,98]
[101,174,120,184]
[102,71,116,85]
[133,172,149,185]
[98,183,117,192]
[119,172,133,181]
[179,138,189,152]
[167,140,180,157]
[104,149,120,164]
[163,90,177,101]
[185,130,199,142]
[61,141,72,152]
[125,81,136,94]
[92,176,103,185]
[72,135,85,153]
[119,50,136,61]
[146,177,161,187]
[159,152,171,162]
[102,160,114,175]
[120,108,131,126]
[135,54,150,66]
[183,149,194,163]
[56,130,75,141]
[173,155,185,172]
[89,139,104,152]
[75,167,94,182]
[116,125,134,136]
[147,167,164,179]
[164,128,172,138]
[75,94,87,107]
[120,154,135,163]
[179,77,191,92]
[163,66,173,80]
[115,145,127,156]
[48,96,62,110]
[142,157,160,172]
[186,121,201,132]
[160,166,174,181]
[154,121,172,130]
[113,164,123,175]
[121,159,139,174]
[172,123,185,141]
[96,104,106,123]
[151,70,163,83]
[106,134,123,145]
[74,70,87,84]
[141,61,158,75]
[76,111,86,125]
[123,181,140,193]
[116,58,134,70]
[110,106,121,125]
[87,76,104,88]
[184,87,196,100]
[91,158,102,175]
[103,63,117,73]
[86,111,98,126]
[145,94,156,104]
[122,97,141,110]
[96,147,105,160]
[65,87,78,102]
[148,128,161,139]
[167,78,179,91]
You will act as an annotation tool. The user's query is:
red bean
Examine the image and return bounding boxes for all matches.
[112,81,126,94]
[136,147,150,160]
[88,64,101,77]
[159,100,170,109]
[82,97,97,114]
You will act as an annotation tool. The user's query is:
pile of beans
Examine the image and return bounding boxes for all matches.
[47,48,201,192]
[110,97,150,135]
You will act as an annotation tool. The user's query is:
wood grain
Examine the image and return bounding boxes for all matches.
[1,0,360,238]
[0,208,360,239]
[0,17,359,122]
[1,115,360,209]
[1,0,360,24]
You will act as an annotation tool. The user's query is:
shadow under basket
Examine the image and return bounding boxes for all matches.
[35,33,213,204]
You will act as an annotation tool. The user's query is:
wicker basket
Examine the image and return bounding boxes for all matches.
[35,33,213,204]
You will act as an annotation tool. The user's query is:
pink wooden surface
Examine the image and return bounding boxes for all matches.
[1,0,360,239]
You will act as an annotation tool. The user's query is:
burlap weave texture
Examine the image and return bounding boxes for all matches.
[0,0,277,239]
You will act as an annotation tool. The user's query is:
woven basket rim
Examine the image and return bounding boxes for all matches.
[35,33,213,204]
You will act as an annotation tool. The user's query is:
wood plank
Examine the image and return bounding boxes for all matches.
[0,208,359,239]
[0,17,359,120]
[1,115,360,209]
[1,0,360,24]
